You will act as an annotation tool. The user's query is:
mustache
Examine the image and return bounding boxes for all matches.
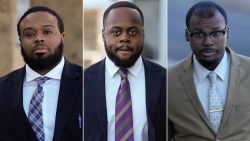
[32,43,48,50]
[200,48,216,52]
[115,45,133,52]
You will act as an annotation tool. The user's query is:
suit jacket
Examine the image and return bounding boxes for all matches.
[168,47,250,141]
[0,60,83,141]
[84,58,166,141]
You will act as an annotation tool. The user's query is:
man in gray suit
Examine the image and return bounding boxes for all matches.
[169,1,250,140]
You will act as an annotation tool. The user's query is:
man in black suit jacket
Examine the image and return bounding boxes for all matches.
[0,6,82,141]
[84,1,166,141]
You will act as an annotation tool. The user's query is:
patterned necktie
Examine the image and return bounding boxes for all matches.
[28,77,50,141]
[208,72,223,133]
[115,68,134,141]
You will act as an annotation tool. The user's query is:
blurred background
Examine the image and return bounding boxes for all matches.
[0,0,82,76]
[84,0,167,68]
[169,0,250,66]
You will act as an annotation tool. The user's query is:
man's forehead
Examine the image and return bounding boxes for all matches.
[108,7,140,18]
[105,7,143,26]
[20,12,58,28]
[21,12,57,24]
[190,12,225,25]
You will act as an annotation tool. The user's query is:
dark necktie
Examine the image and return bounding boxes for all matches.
[28,77,50,141]
[115,68,134,141]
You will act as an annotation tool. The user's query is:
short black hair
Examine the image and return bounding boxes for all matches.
[103,1,144,27]
[17,6,64,37]
[186,1,227,29]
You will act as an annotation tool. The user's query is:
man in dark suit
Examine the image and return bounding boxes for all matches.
[0,6,82,141]
[84,1,166,141]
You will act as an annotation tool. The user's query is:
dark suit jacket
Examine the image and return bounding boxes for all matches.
[84,58,166,141]
[169,48,250,141]
[0,60,82,141]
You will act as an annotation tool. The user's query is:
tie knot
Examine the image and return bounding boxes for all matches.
[35,77,50,86]
[208,72,217,83]
[118,68,128,78]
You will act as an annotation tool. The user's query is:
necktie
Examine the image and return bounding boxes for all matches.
[115,68,134,141]
[28,77,50,141]
[208,72,223,133]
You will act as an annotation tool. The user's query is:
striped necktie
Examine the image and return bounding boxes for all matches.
[28,77,50,141]
[208,72,223,133]
[115,68,134,141]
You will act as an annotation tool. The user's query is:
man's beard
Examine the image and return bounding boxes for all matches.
[21,41,63,72]
[104,41,143,68]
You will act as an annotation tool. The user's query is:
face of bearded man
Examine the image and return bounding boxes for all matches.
[21,40,63,72]
[19,12,65,73]
[102,7,144,68]
[104,39,143,68]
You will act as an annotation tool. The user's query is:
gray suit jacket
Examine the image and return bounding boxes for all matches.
[169,47,250,141]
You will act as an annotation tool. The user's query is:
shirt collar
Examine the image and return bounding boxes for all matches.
[25,57,65,82]
[193,51,229,82]
[105,56,143,78]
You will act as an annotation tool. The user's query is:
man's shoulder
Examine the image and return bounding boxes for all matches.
[63,60,83,76]
[169,56,191,73]
[84,59,105,75]
[227,48,250,68]
[0,67,25,83]
[235,53,250,64]
[143,58,166,73]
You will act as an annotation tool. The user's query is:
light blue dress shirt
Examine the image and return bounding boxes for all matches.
[23,57,65,141]
[193,52,230,116]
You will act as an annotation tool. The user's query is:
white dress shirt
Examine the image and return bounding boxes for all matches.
[23,57,65,141]
[105,56,148,141]
[193,52,230,116]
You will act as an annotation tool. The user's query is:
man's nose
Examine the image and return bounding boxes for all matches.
[119,32,130,43]
[202,34,214,46]
[34,33,45,43]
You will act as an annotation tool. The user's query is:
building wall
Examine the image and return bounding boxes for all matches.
[0,0,15,75]
[84,9,105,68]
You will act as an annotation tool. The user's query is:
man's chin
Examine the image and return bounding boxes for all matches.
[113,58,136,68]
[116,57,131,63]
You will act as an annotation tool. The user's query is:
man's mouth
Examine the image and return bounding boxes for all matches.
[200,48,216,57]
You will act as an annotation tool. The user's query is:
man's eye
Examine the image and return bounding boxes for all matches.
[192,32,204,38]
[210,31,223,37]
[112,30,121,36]
[44,30,52,35]
[24,32,35,38]
[129,30,138,36]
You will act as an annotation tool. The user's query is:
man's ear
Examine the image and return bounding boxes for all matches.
[62,32,65,37]
[185,29,189,41]
[102,28,105,41]
[61,32,65,43]
[226,26,229,39]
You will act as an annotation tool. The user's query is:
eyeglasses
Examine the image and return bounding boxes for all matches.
[186,26,228,42]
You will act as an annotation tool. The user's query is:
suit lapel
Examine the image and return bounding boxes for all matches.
[218,48,241,132]
[181,55,214,132]
[144,59,161,121]
[87,60,107,138]
[143,59,163,140]
[7,67,38,140]
[53,61,82,141]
